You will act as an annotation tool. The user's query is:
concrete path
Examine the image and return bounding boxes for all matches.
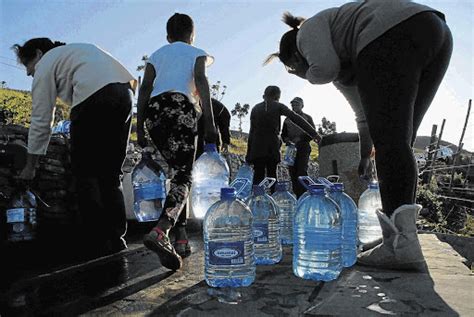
[84,233,473,316]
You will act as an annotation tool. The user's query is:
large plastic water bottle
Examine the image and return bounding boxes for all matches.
[358,181,383,246]
[6,187,37,242]
[326,182,358,267]
[191,143,230,219]
[271,181,297,245]
[293,184,342,281]
[296,176,316,208]
[282,143,297,166]
[246,185,282,265]
[232,163,253,200]
[132,148,167,222]
[204,187,255,288]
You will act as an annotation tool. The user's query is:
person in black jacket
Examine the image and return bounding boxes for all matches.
[246,86,320,192]
[281,97,315,198]
[195,98,231,158]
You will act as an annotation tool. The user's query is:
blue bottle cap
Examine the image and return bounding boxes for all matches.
[309,184,326,194]
[204,143,217,152]
[221,187,236,200]
[252,185,265,196]
[275,181,289,192]
[368,181,379,189]
[331,183,344,191]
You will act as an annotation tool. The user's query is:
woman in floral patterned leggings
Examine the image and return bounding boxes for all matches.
[136,13,217,271]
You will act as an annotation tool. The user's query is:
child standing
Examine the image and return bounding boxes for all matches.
[136,13,217,270]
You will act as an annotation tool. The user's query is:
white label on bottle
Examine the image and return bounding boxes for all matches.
[7,208,25,223]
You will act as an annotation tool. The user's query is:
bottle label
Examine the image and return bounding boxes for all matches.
[209,241,245,265]
[134,182,166,201]
[6,208,25,223]
[253,223,269,244]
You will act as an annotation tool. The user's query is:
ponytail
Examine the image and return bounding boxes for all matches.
[263,12,305,66]
[12,38,66,64]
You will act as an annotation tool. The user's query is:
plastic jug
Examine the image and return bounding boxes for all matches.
[204,187,255,287]
[293,184,342,281]
[246,180,282,265]
[232,163,253,200]
[271,181,297,245]
[358,181,383,247]
[6,187,37,242]
[132,148,167,222]
[191,143,230,219]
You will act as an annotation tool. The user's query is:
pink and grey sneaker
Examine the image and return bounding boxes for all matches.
[173,239,192,258]
[143,227,183,271]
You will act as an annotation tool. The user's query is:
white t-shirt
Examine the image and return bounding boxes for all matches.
[29,43,136,155]
[147,42,213,111]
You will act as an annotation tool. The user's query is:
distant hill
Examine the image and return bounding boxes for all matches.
[413,135,472,155]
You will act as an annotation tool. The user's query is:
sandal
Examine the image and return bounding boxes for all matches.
[143,227,183,271]
[174,239,192,258]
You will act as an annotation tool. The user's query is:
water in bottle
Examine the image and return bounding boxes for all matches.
[6,187,37,242]
[358,181,383,246]
[232,163,253,200]
[204,187,255,287]
[271,181,297,245]
[282,143,297,166]
[293,184,342,281]
[191,143,230,219]
[132,148,167,222]
[296,176,316,208]
[246,185,282,265]
[327,182,358,267]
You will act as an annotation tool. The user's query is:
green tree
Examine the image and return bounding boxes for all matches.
[231,102,249,137]
[317,117,337,136]
[210,81,227,101]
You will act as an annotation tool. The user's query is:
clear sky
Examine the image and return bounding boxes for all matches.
[1,0,472,151]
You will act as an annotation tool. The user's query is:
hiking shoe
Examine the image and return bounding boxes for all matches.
[174,239,192,258]
[143,228,183,271]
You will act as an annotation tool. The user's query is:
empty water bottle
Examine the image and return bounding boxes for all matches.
[282,143,297,166]
[271,181,297,245]
[358,181,383,247]
[324,181,358,267]
[246,184,282,265]
[293,184,342,281]
[232,163,253,200]
[358,181,382,247]
[204,187,255,287]
[132,148,167,222]
[191,143,230,219]
[6,187,37,242]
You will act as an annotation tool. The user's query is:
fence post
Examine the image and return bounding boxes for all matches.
[422,124,438,184]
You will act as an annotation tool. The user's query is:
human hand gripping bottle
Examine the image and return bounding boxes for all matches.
[357,180,383,248]
[204,187,255,287]
[318,177,358,267]
[191,143,230,219]
[271,181,297,245]
[293,183,342,281]
[246,178,282,265]
[131,147,167,222]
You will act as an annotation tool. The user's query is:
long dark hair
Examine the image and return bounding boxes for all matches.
[12,38,66,64]
[264,12,305,66]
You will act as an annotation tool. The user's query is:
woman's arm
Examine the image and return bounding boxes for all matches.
[136,63,155,148]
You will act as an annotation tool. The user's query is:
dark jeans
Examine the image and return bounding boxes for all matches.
[70,82,133,252]
[289,142,311,198]
[145,93,198,226]
[356,12,453,216]
[252,158,279,193]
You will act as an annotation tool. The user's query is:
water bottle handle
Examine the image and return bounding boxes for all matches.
[317,176,334,189]
[298,176,315,190]
[258,177,276,189]
[326,175,340,183]
[229,178,250,196]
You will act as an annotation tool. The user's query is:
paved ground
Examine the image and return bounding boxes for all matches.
[1,224,473,316]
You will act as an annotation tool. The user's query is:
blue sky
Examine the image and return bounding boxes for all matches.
[1,0,472,151]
